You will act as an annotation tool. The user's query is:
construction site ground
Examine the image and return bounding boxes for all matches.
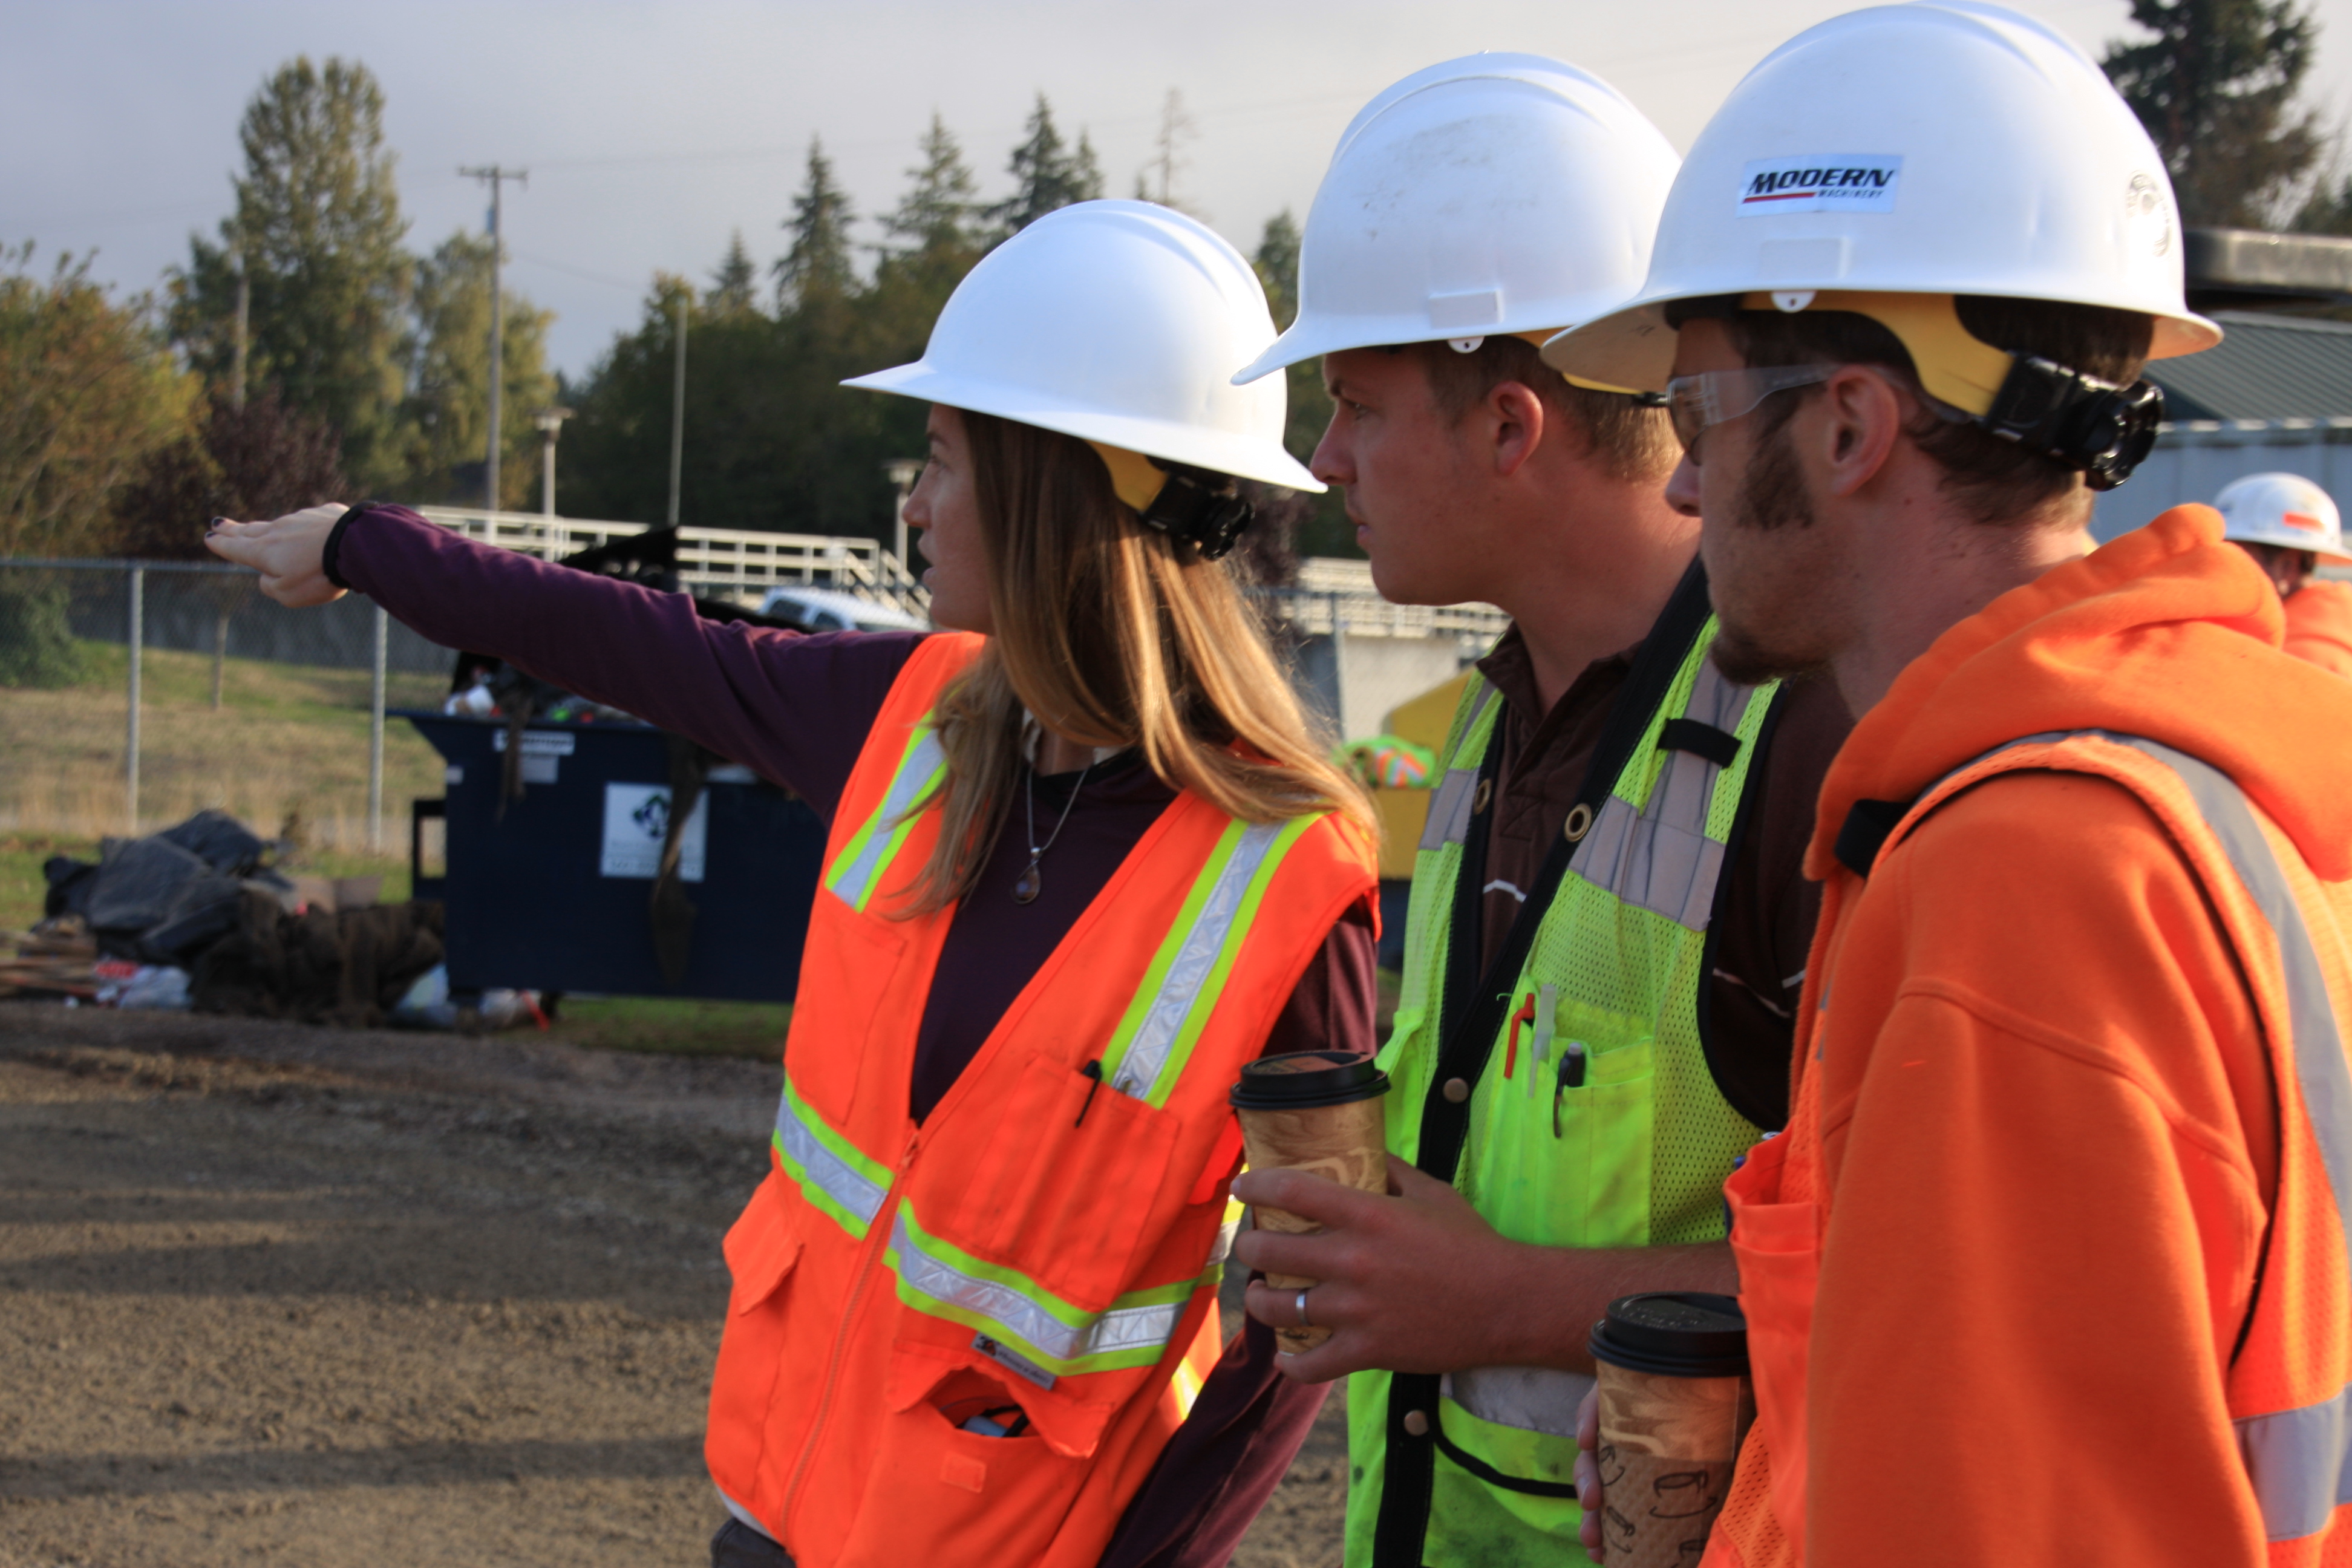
[0,1005,1347,1568]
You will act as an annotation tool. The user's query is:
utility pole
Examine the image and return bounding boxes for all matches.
[462,164,528,515]
[534,407,575,521]
[884,459,922,569]
[230,229,249,413]
[668,294,688,528]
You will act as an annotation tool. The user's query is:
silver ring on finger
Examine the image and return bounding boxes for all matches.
[1296,1288,1313,1328]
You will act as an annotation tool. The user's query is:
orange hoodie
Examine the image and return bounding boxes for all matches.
[1706,506,2352,1568]
[2285,579,2352,679]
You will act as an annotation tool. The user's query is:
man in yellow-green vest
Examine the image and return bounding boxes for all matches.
[1226,56,1851,1567]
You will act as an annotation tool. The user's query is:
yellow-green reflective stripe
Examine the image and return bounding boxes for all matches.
[773,1079,891,1238]
[888,1206,1195,1375]
[1100,816,1313,1104]
[827,722,947,911]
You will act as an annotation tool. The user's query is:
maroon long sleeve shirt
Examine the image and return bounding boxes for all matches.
[336,505,1368,1568]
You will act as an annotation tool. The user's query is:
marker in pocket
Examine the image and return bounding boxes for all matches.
[1528,985,1558,1100]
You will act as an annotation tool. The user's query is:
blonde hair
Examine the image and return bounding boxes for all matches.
[897,409,1372,913]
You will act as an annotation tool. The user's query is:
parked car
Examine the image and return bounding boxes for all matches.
[754,586,930,633]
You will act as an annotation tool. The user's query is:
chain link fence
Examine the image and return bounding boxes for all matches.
[0,559,454,852]
[0,543,1506,858]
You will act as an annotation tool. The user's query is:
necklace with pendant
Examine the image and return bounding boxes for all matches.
[1014,753,1092,905]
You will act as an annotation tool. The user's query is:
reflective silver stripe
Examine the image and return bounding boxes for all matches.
[829,730,946,907]
[889,1211,1185,1367]
[1207,1215,1241,1267]
[1419,683,1501,853]
[774,1094,887,1228]
[1110,820,1283,1098]
[1919,731,2352,1542]
[2239,1387,2352,1541]
[2099,734,2352,1543]
[1441,1365,1596,1440]
[1569,662,1762,930]
[1421,768,1478,852]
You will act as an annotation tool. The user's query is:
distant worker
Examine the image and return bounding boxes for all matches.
[1221,56,1849,1566]
[207,201,1380,1568]
[1547,4,2352,1563]
[2216,471,2352,676]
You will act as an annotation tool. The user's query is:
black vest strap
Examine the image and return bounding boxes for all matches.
[1657,717,1742,768]
[1372,557,1718,1568]
[1833,797,1915,880]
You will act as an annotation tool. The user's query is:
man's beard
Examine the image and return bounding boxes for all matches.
[1708,419,1831,687]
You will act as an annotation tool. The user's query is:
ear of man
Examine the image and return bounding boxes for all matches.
[1406,335,1678,486]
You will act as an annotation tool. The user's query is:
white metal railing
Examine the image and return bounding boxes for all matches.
[1279,557,1511,643]
[411,507,930,614]
[411,509,1506,644]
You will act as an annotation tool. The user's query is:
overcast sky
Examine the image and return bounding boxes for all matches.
[10,0,2351,380]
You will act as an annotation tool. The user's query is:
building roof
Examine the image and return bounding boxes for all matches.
[2146,311,2352,422]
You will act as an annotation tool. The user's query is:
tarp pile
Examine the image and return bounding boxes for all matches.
[34,810,446,1028]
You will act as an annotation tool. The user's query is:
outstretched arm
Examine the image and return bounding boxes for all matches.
[207,504,920,811]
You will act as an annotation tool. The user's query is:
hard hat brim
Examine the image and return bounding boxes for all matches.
[844,359,1325,494]
[1544,290,2224,396]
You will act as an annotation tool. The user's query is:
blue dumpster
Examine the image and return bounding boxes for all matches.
[403,712,826,1002]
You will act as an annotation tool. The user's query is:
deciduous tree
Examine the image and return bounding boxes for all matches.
[0,246,193,558]
[401,230,557,506]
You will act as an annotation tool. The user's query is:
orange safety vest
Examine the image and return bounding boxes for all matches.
[706,633,1377,1568]
[1708,731,2352,1568]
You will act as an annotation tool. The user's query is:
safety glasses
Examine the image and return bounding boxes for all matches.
[1664,365,1835,458]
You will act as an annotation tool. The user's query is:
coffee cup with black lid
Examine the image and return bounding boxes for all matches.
[1227,1052,1390,1353]
[1586,1292,1754,1567]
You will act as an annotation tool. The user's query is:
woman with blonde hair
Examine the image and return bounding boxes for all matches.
[208,200,1378,1568]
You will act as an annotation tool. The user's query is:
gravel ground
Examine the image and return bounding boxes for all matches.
[0,1005,1345,1567]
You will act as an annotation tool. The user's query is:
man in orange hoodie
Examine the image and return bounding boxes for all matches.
[1545,5,2352,1564]
[2215,471,2352,678]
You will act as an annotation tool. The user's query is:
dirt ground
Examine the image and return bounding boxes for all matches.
[0,1005,1346,1568]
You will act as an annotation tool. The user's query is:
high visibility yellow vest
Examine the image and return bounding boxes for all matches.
[1351,588,1782,1568]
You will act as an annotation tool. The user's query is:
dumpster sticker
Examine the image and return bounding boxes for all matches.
[494,729,577,785]
[600,783,708,881]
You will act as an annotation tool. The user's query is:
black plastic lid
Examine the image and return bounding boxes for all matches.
[1587,1292,1749,1378]
[1229,1051,1391,1111]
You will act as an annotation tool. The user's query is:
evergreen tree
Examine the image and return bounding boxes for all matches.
[400,230,556,507]
[707,231,761,316]
[1137,90,1200,214]
[2102,0,2324,226]
[1251,211,1352,558]
[986,95,1104,235]
[171,57,413,489]
[884,115,981,259]
[774,138,858,313]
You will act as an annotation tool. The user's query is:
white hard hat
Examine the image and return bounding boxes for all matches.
[2215,472,2348,562]
[843,199,1319,493]
[1230,53,1678,387]
[1544,1,2222,399]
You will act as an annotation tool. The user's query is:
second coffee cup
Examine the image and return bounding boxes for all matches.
[1227,1051,1391,1353]
[1587,1292,1753,1568]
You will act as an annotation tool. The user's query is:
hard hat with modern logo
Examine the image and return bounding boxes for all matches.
[1229,53,1679,387]
[1544,0,2223,399]
[2215,472,2349,561]
[844,200,1319,493]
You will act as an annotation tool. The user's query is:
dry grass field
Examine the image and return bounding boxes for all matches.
[0,641,448,852]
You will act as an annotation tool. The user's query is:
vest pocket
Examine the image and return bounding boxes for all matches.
[942,1052,1181,1310]
[708,1170,806,1481]
[1474,994,1658,1252]
[845,1356,1086,1561]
